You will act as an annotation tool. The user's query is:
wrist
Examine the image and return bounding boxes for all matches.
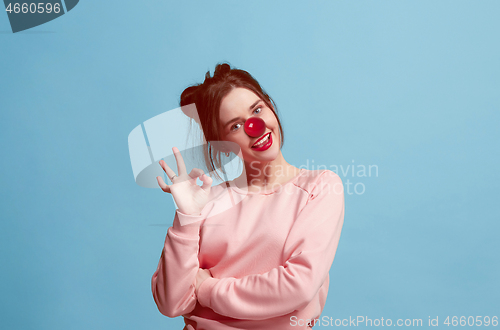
[171,210,204,236]
[196,277,219,308]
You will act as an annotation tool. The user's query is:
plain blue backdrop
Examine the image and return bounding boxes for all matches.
[1,1,499,329]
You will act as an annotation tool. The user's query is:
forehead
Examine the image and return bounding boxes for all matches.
[219,87,260,119]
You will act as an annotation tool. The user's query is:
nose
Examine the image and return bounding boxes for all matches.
[244,117,266,137]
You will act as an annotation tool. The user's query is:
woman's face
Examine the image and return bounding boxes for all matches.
[219,87,281,165]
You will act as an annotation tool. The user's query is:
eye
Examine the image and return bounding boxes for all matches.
[231,123,242,131]
[229,107,263,132]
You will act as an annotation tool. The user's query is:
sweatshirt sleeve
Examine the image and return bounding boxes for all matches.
[151,209,205,318]
[196,170,345,320]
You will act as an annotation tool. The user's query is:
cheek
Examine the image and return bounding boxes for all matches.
[267,114,279,129]
[227,132,246,146]
[262,111,277,126]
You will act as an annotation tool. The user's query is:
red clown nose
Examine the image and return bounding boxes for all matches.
[244,117,266,137]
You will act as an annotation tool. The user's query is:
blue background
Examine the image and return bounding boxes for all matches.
[1,0,498,329]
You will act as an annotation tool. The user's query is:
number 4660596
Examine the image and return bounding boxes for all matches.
[444,316,498,327]
[5,3,61,14]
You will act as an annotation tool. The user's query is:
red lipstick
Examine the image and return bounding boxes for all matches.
[251,132,272,151]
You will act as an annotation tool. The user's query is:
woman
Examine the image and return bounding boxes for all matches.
[151,63,345,329]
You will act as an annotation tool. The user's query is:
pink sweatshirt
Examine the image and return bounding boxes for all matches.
[152,169,345,329]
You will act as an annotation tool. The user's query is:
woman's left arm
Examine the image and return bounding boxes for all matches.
[196,170,345,320]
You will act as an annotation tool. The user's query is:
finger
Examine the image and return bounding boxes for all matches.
[156,176,171,193]
[199,173,213,193]
[159,159,176,182]
[172,147,187,176]
[188,168,204,182]
[188,168,210,187]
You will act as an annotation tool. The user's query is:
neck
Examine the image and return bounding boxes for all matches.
[235,152,299,189]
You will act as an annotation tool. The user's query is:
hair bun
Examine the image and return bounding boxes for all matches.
[214,63,231,77]
[204,62,232,83]
[180,85,200,106]
[180,85,201,123]
[181,62,232,122]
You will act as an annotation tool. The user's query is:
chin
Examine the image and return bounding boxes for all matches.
[246,146,280,163]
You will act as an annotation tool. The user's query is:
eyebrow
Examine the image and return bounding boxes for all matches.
[223,99,262,128]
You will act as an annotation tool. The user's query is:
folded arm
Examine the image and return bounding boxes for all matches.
[197,171,345,320]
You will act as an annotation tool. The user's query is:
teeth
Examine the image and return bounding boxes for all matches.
[253,133,270,147]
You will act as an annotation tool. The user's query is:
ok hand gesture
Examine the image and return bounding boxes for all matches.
[156,147,213,216]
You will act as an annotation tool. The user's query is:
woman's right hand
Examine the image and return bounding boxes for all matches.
[156,147,213,216]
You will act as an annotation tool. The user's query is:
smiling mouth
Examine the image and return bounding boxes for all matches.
[251,132,271,148]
